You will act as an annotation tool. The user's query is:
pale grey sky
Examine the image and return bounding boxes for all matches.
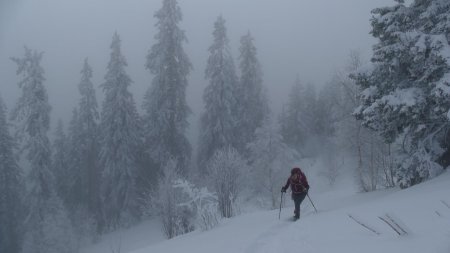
[0,0,396,140]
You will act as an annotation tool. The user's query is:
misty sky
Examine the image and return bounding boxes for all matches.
[0,0,397,141]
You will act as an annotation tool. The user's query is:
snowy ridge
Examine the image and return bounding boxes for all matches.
[84,170,450,253]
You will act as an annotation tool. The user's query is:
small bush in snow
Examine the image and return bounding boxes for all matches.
[207,147,246,218]
[142,159,220,238]
[151,159,194,238]
[398,148,443,189]
[174,179,220,231]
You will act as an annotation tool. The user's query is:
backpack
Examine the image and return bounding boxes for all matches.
[290,170,307,194]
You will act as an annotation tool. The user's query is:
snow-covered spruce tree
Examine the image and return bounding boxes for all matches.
[10,47,76,253]
[236,32,269,156]
[301,83,329,157]
[207,147,246,218]
[279,77,308,153]
[198,16,239,173]
[302,83,318,133]
[247,119,298,209]
[66,109,82,206]
[0,95,23,253]
[315,83,337,140]
[52,119,71,203]
[69,59,101,226]
[66,108,98,245]
[99,33,142,229]
[21,192,77,253]
[352,0,450,187]
[143,0,192,177]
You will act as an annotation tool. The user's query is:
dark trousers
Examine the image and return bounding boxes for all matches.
[292,192,307,218]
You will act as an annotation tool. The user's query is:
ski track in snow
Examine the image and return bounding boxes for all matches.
[244,225,284,253]
[245,211,316,253]
[244,219,291,253]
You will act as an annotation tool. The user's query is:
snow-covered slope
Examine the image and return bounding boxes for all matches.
[85,170,450,253]
[81,219,165,253]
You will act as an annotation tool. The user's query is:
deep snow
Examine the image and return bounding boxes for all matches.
[83,170,450,253]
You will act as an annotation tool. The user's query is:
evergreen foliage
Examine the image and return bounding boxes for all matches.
[0,95,23,253]
[21,191,76,253]
[352,0,450,187]
[11,47,76,253]
[52,119,70,204]
[99,33,142,229]
[279,77,308,152]
[143,0,192,176]
[70,59,101,223]
[236,32,269,155]
[198,16,239,172]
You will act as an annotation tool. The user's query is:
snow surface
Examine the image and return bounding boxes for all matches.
[83,170,450,253]
[80,220,165,253]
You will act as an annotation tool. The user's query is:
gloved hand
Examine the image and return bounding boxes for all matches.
[306,186,310,192]
[281,187,286,193]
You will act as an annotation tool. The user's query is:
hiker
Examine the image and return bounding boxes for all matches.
[281,167,310,220]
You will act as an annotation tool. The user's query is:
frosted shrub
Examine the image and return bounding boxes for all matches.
[398,148,443,188]
[174,179,220,231]
[155,160,191,238]
[144,164,220,237]
[207,147,246,218]
[145,159,206,238]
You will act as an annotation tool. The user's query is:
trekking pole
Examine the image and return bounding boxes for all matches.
[307,193,318,213]
[279,192,284,219]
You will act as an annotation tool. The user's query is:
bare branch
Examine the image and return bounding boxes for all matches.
[348,214,380,235]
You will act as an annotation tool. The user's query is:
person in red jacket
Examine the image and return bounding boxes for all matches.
[281,167,309,220]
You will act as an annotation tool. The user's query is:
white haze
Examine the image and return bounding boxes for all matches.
[0,0,395,142]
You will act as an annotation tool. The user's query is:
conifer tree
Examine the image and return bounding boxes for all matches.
[237,32,269,155]
[66,108,81,206]
[99,33,141,229]
[144,0,192,176]
[315,83,337,139]
[279,78,320,155]
[198,16,239,172]
[302,83,318,133]
[11,47,75,253]
[52,119,70,203]
[0,95,23,253]
[70,59,101,221]
[353,0,450,187]
[279,77,307,152]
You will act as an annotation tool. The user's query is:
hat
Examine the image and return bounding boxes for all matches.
[291,167,301,174]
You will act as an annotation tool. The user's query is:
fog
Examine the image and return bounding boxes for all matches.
[1,0,394,141]
[5,1,438,250]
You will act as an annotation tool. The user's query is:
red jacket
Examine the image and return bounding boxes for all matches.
[283,169,309,194]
